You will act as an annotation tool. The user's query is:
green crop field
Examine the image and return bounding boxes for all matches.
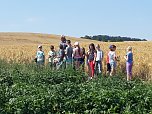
[0,60,152,114]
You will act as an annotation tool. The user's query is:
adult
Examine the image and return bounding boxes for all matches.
[73,42,82,69]
[59,35,67,50]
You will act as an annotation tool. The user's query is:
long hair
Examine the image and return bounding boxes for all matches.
[89,43,96,53]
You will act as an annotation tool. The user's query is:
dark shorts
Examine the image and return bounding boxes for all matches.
[107,63,111,72]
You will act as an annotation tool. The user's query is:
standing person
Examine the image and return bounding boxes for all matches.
[73,42,82,69]
[48,45,56,70]
[108,45,118,76]
[80,47,86,70]
[95,44,104,75]
[56,45,65,70]
[60,35,67,50]
[36,45,45,66]
[124,46,133,81]
[87,43,97,79]
[106,45,113,75]
[65,40,73,67]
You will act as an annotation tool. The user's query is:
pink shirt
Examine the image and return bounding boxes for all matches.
[73,47,82,59]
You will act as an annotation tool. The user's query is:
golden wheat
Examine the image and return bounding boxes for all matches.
[0,33,151,80]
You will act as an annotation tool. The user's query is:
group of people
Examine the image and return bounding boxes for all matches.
[35,35,133,81]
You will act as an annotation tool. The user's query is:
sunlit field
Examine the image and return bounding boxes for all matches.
[0,32,152,80]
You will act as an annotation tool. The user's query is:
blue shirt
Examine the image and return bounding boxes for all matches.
[127,51,133,63]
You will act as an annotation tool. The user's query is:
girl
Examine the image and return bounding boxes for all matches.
[124,46,133,81]
[80,47,86,70]
[95,44,103,75]
[87,43,97,79]
[48,45,56,70]
[106,45,113,75]
[108,45,118,76]
[73,42,82,69]
[36,45,45,66]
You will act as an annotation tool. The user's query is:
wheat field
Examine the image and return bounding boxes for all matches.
[0,32,152,80]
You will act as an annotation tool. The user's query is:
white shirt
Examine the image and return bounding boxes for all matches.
[48,51,56,62]
[36,51,45,62]
[108,51,116,63]
[96,50,103,61]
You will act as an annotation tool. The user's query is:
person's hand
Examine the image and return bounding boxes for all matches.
[93,61,95,65]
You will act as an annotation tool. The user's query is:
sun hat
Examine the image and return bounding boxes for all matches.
[38,45,42,48]
[74,42,79,46]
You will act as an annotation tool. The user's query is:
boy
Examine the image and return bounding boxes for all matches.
[65,40,73,67]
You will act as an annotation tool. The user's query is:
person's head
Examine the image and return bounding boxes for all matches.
[109,45,116,51]
[61,35,66,43]
[38,45,42,51]
[89,43,95,51]
[74,42,79,47]
[113,45,116,51]
[59,44,64,50]
[50,45,54,51]
[109,45,113,50]
[96,44,100,50]
[66,40,71,45]
[127,46,132,52]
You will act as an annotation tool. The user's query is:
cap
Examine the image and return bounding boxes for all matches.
[109,45,113,49]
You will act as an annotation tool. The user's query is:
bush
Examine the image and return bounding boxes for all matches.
[0,60,152,113]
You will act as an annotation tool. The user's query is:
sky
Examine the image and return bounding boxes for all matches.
[0,0,152,40]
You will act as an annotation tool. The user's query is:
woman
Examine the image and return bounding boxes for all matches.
[73,42,82,69]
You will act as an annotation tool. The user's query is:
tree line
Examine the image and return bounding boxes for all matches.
[81,35,147,42]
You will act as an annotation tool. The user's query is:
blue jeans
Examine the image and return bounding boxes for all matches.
[66,58,73,68]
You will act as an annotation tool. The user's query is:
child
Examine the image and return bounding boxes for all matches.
[48,45,56,69]
[36,45,45,66]
[87,43,97,79]
[108,45,118,76]
[106,45,113,75]
[73,42,82,69]
[124,46,133,81]
[95,44,103,75]
[56,45,65,70]
[65,40,73,67]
